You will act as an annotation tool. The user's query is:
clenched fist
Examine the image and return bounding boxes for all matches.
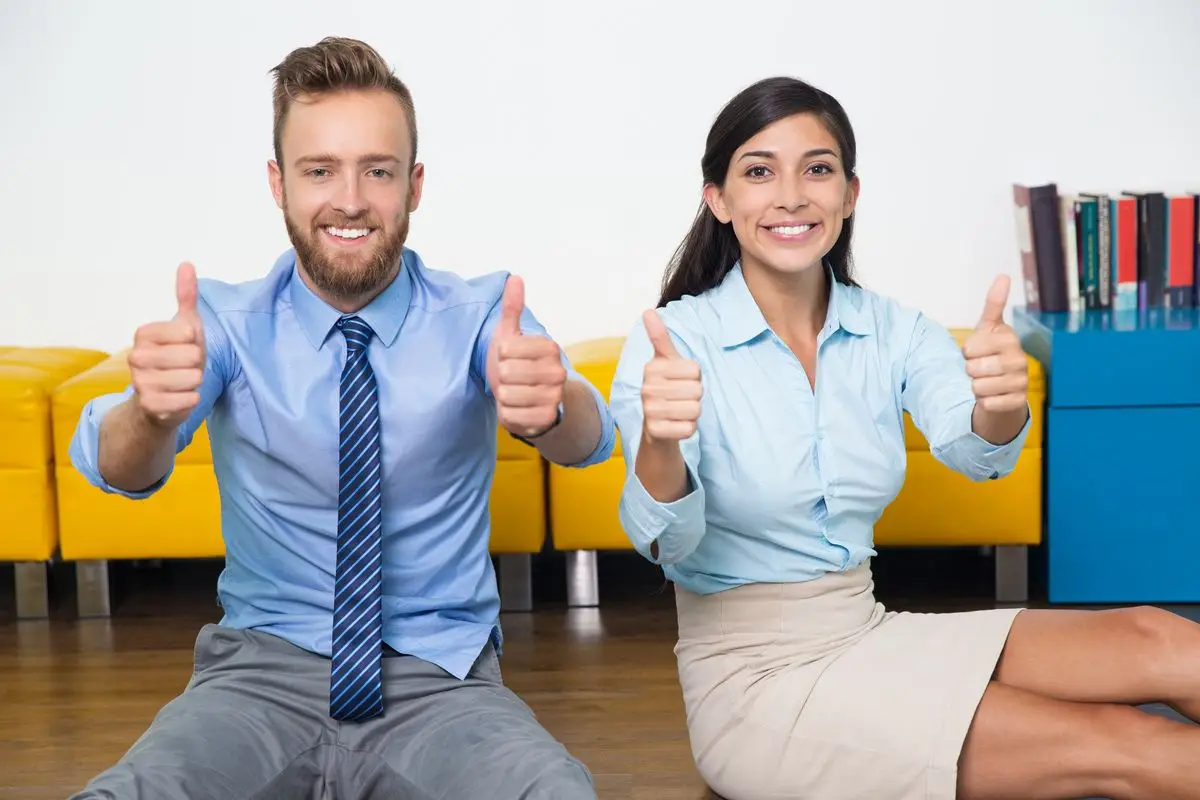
[128,262,207,428]
[486,275,566,438]
[640,309,702,442]
[962,274,1028,414]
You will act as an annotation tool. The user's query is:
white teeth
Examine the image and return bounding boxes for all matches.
[325,227,371,239]
[770,224,813,235]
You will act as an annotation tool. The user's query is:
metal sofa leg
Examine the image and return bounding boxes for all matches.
[77,559,112,618]
[15,562,49,619]
[566,550,599,608]
[498,554,533,612]
[995,545,1028,604]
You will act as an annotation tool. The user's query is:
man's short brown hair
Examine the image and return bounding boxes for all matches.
[270,37,418,169]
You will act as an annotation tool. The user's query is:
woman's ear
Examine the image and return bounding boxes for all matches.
[843,174,861,219]
[702,183,732,224]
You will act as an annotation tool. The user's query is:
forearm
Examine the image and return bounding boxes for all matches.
[97,396,180,493]
[634,433,690,504]
[529,378,602,465]
[971,402,1029,446]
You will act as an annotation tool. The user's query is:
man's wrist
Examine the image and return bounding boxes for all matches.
[512,401,564,444]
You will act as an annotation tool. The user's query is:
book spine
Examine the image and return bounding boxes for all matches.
[1095,195,1111,308]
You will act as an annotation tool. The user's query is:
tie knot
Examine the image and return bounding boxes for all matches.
[337,315,374,352]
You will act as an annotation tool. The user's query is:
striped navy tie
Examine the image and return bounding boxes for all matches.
[329,314,384,722]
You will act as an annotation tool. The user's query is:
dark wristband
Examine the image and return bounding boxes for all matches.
[512,402,564,445]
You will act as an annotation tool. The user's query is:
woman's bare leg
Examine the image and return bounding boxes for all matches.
[993,606,1200,721]
[957,680,1200,800]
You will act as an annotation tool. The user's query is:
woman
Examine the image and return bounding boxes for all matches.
[609,76,1200,800]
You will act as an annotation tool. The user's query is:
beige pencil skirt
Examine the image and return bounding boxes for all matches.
[674,561,1025,800]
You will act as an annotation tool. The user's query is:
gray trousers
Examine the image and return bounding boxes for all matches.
[69,623,596,800]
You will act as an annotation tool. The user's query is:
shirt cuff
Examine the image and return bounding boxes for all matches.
[68,390,173,499]
[618,461,705,564]
[936,402,1032,481]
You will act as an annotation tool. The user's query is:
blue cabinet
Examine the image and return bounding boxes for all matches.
[1014,306,1200,603]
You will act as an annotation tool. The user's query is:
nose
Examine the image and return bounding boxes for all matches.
[332,173,368,218]
[776,176,809,212]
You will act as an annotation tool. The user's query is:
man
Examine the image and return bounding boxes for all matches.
[68,36,613,800]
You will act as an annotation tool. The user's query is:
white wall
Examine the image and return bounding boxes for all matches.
[2,0,1198,351]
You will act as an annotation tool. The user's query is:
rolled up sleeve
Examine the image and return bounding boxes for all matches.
[901,313,1031,482]
[563,374,617,468]
[68,387,172,499]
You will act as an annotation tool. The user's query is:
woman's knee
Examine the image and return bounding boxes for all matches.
[1116,605,1195,673]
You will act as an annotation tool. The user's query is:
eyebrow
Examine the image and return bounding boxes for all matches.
[738,148,838,162]
[294,153,403,167]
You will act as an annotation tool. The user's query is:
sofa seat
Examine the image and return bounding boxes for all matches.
[492,415,548,556]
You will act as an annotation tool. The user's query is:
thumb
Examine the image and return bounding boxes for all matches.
[497,275,524,338]
[643,309,678,359]
[174,261,203,339]
[978,274,1010,329]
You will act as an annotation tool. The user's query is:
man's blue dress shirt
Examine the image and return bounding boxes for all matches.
[70,247,616,680]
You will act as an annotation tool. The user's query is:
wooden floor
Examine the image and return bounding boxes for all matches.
[0,549,1035,799]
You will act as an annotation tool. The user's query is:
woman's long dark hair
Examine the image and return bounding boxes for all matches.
[658,77,859,307]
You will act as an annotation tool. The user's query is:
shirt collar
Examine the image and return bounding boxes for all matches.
[287,247,414,350]
[713,261,872,348]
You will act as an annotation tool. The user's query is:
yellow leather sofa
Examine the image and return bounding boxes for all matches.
[548,330,1044,606]
[50,351,548,616]
[1,346,108,618]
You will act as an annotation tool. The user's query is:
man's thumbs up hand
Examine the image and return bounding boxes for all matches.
[129,261,208,428]
[961,274,1028,414]
[486,275,566,439]
[640,309,702,443]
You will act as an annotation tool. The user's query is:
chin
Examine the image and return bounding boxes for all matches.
[321,242,383,267]
[749,250,826,276]
[777,256,824,273]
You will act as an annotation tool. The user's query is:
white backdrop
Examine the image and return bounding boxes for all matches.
[2,0,1198,351]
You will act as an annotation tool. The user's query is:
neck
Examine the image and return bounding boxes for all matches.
[741,259,830,341]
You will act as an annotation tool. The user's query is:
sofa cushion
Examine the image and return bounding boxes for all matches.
[0,348,109,469]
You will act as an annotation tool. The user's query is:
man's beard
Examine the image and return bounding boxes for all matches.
[284,201,408,305]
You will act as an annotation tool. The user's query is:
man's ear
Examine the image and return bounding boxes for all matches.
[408,162,425,213]
[703,183,731,224]
[268,160,284,210]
